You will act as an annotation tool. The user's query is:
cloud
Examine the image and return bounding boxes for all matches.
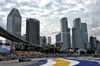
[85,0,100,40]
[0,0,100,43]
[38,0,50,7]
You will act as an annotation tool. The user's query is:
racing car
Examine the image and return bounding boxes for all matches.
[19,57,31,62]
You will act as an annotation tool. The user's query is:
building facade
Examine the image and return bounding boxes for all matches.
[90,36,99,49]
[47,37,51,45]
[26,18,40,45]
[55,33,62,48]
[6,8,22,51]
[21,34,26,41]
[81,23,88,49]
[56,32,61,43]
[96,40,100,49]
[60,17,71,50]
[72,18,83,49]
[90,36,94,49]
[40,36,46,47]
[7,8,21,38]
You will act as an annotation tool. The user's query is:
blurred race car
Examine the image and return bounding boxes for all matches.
[19,57,31,62]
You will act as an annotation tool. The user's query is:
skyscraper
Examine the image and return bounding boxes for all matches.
[90,36,95,49]
[40,36,43,47]
[42,36,46,47]
[6,8,22,51]
[60,17,71,50]
[90,36,98,49]
[7,8,21,38]
[56,32,61,43]
[55,33,62,48]
[26,18,40,45]
[48,37,51,45]
[72,18,83,49]
[40,36,46,47]
[81,23,88,49]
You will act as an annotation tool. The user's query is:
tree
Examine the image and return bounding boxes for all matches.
[86,49,95,54]
[42,48,49,53]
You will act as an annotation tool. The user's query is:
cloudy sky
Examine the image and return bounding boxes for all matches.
[0,0,100,43]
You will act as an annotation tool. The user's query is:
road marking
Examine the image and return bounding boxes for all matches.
[41,59,56,66]
[60,58,80,66]
[52,58,70,66]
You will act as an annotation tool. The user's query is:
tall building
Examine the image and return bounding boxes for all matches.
[26,18,40,45]
[40,36,46,47]
[48,37,51,45]
[55,33,62,48]
[90,36,95,49]
[56,32,61,43]
[7,8,21,38]
[6,8,21,51]
[72,18,83,49]
[42,36,46,47]
[90,36,98,49]
[67,28,71,48]
[60,17,71,50]
[94,37,97,48]
[81,23,88,49]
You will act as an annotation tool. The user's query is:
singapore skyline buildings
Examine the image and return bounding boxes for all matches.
[0,7,89,49]
[0,0,100,45]
[4,7,90,50]
[2,7,89,50]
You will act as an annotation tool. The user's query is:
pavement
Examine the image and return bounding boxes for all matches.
[0,57,100,66]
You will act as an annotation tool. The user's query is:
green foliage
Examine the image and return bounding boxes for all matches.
[15,48,20,51]
[75,48,79,50]
[74,48,79,52]
[42,48,49,53]
[86,49,95,54]
[42,47,59,53]
[80,51,85,54]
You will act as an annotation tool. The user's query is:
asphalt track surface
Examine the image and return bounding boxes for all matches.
[0,57,100,66]
[0,58,47,66]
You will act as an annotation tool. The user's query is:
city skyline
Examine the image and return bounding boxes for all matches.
[0,0,100,43]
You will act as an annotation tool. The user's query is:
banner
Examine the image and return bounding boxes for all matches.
[0,45,10,53]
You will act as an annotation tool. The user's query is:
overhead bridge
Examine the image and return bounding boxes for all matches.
[0,26,40,47]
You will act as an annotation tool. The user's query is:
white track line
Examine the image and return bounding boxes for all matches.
[41,59,56,66]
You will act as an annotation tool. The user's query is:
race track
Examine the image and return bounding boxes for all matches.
[0,57,100,66]
[24,58,100,66]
